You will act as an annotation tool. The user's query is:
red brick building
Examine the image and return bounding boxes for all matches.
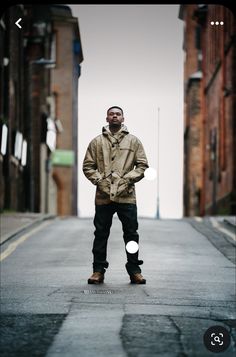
[179,4,236,216]
[0,5,27,212]
[49,6,83,215]
[0,5,83,215]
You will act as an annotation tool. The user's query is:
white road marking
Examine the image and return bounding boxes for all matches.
[194,217,203,222]
[0,221,52,261]
[210,217,236,241]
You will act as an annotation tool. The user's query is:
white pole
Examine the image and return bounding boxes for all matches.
[156,107,160,219]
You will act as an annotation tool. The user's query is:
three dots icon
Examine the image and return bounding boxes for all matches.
[210,21,224,26]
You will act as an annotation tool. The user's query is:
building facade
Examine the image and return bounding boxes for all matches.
[180,4,236,216]
[0,5,26,212]
[0,4,83,215]
[50,6,83,215]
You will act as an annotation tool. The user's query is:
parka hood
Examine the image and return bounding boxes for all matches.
[102,124,129,135]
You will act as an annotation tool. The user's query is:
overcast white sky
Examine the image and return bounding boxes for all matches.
[69,5,184,219]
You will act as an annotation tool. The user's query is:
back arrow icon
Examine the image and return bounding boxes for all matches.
[15,18,22,29]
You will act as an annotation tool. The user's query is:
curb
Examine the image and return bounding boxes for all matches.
[0,214,56,246]
[188,218,236,265]
[223,217,236,229]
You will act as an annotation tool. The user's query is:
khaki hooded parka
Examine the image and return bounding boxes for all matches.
[83,125,149,205]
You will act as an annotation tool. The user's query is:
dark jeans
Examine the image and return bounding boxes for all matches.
[92,202,143,275]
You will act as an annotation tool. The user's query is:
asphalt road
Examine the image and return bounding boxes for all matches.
[0,216,235,356]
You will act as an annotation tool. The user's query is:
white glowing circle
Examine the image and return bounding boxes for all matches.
[215,21,219,25]
[144,167,157,181]
[220,21,224,25]
[210,21,214,25]
[126,241,139,254]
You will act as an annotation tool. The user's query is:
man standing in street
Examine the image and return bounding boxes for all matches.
[83,106,149,284]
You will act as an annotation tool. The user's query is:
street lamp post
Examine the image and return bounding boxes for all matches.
[156,107,160,219]
[28,58,55,212]
[45,149,51,213]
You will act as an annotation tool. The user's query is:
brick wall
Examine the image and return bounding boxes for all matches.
[181,4,236,215]
[51,22,74,215]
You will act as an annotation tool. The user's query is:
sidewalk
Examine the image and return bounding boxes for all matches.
[0,212,55,245]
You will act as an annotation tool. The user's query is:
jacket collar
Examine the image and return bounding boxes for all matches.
[102,124,129,144]
[102,124,129,135]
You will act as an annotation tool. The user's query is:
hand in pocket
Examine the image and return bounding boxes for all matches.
[116,178,129,197]
[97,178,110,196]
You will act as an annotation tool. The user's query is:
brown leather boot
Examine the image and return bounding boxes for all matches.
[130,273,146,284]
[88,272,104,284]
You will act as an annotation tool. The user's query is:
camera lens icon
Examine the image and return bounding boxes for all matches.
[210,332,224,346]
[203,326,230,353]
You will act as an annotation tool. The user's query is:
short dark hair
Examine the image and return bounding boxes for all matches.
[107,106,123,116]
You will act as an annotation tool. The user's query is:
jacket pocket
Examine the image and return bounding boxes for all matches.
[116,179,133,197]
[119,148,134,152]
[97,178,110,196]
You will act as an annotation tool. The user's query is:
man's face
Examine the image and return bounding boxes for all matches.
[106,108,124,126]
